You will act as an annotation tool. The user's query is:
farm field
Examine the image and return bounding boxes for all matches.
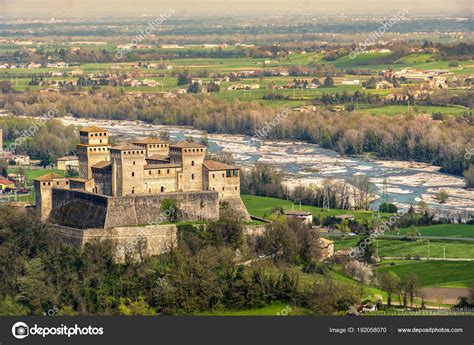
[7,167,65,181]
[196,302,310,316]
[332,237,474,259]
[386,224,474,238]
[241,194,391,222]
[362,105,469,116]
[376,260,474,288]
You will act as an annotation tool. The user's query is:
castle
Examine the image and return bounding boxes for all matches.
[34,126,250,259]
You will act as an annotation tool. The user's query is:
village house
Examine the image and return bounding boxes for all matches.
[0,179,15,191]
[284,210,313,225]
[375,80,394,89]
[56,156,79,171]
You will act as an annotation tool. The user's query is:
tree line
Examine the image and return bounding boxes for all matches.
[0,91,472,176]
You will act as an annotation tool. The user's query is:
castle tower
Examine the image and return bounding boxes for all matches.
[77,126,111,179]
[133,138,169,158]
[110,145,147,196]
[169,142,206,192]
[34,173,70,220]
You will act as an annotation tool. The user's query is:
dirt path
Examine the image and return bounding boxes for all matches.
[421,287,469,304]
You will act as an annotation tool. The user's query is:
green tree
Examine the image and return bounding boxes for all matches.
[379,271,401,308]
[435,189,449,204]
[0,296,30,315]
[464,165,474,188]
[323,76,334,87]
[187,82,202,93]
[117,297,157,315]
[160,198,179,222]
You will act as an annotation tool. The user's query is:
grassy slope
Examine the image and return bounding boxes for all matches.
[386,224,474,238]
[333,237,474,259]
[376,260,474,288]
[196,302,310,316]
[362,105,469,116]
[241,194,390,222]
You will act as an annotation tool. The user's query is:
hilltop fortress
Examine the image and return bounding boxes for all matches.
[34,126,250,260]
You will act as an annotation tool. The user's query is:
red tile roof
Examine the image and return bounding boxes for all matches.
[203,160,237,171]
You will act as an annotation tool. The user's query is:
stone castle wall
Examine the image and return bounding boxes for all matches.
[105,191,219,228]
[49,224,177,262]
[48,188,219,229]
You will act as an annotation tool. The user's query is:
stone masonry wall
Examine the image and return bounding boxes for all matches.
[105,191,219,228]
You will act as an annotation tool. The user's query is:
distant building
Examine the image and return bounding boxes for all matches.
[284,210,313,225]
[57,156,79,171]
[316,237,334,260]
[12,155,30,165]
[375,80,394,89]
[0,179,14,191]
[341,79,360,85]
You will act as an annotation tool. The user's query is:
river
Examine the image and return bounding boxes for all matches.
[60,117,474,217]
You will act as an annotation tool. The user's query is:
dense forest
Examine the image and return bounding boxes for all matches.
[0,91,472,176]
[0,207,368,316]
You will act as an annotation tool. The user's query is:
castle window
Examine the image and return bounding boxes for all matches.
[222,187,225,191]
[66,181,69,185]
[100,140,102,143]
[149,188,151,193]
[212,173,215,178]
[133,161,136,165]
[167,169,170,174]
[161,186,165,192]
[212,187,215,191]
[226,170,231,177]
[132,172,135,177]
[222,173,225,178]
[158,170,161,174]
[131,189,135,194]
[149,170,151,175]
[191,173,195,180]
[191,161,195,166]
[57,181,59,185]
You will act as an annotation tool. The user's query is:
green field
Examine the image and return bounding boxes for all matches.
[7,167,65,181]
[196,302,310,316]
[333,237,474,259]
[387,224,474,238]
[362,105,470,116]
[241,195,391,222]
[376,260,474,288]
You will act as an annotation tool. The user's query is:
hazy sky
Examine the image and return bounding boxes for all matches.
[0,0,471,18]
